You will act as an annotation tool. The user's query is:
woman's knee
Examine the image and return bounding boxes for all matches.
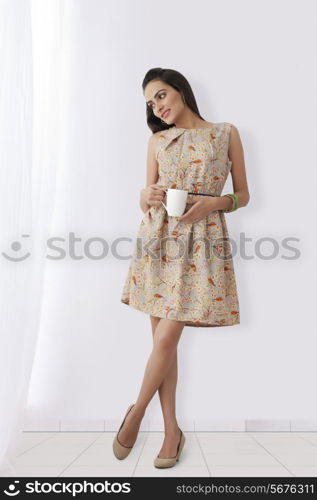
[155,320,185,350]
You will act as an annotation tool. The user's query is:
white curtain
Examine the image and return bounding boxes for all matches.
[0,0,67,474]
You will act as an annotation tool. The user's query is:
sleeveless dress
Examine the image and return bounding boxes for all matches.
[121,122,240,327]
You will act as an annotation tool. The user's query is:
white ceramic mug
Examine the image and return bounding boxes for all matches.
[161,188,189,216]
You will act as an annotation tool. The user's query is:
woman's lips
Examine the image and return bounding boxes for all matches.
[162,109,170,119]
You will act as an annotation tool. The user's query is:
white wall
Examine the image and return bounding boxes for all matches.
[26,0,317,430]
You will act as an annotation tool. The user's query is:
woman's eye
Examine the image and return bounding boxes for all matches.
[149,93,166,109]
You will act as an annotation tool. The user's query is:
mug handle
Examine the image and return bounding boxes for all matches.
[161,200,167,210]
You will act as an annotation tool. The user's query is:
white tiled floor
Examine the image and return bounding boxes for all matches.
[2,431,317,477]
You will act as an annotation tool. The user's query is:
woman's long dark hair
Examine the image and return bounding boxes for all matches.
[142,68,205,134]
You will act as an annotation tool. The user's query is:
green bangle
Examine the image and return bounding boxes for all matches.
[223,193,239,212]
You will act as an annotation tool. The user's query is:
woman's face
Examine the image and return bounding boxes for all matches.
[144,80,185,125]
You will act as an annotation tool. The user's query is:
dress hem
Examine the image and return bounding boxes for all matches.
[121,298,240,328]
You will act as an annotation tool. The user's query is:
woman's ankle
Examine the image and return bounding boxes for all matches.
[164,421,179,435]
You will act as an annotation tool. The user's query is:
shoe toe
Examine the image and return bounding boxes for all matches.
[113,436,132,460]
[154,456,177,468]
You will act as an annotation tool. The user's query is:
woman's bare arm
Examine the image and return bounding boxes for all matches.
[218,124,250,211]
[140,133,160,213]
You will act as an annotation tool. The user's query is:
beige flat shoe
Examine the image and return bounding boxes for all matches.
[112,403,136,460]
[154,429,185,468]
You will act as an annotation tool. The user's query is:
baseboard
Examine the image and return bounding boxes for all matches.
[22,418,317,432]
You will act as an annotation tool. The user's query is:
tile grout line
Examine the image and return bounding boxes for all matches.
[57,433,103,477]
[194,420,212,477]
[16,433,59,458]
[131,430,150,477]
[297,433,317,449]
[249,434,296,476]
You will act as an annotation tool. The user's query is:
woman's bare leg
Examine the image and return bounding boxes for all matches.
[117,317,185,450]
[150,316,182,458]
[150,316,178,431]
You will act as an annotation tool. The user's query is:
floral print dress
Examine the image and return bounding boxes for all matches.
[121,122,240,327]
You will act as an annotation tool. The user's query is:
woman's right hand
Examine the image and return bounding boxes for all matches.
[141,184,167,208]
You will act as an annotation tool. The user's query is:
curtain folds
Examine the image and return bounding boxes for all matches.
[0,0,66,474]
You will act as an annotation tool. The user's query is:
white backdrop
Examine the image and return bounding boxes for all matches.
[26,0,317,421]
[1,1,317,472]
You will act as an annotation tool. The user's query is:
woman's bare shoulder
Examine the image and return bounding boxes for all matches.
[149,129,168,144]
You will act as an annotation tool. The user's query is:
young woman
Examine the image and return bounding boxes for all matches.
[114,67,250,468]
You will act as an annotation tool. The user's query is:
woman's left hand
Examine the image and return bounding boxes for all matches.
[176,195,220,224]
